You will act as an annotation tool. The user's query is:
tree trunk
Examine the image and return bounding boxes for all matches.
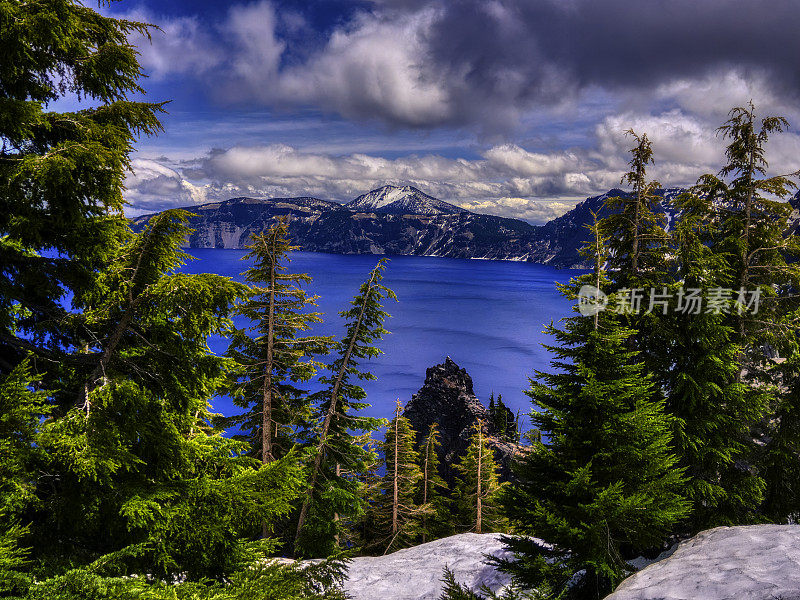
[261,238,277,539]
[476,426,483,534]
[262,238,276,465]
[293,269,380,552]
[422,433,430,543]
[392,410,399,535]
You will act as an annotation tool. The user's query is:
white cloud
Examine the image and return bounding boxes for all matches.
[124,9,222,79]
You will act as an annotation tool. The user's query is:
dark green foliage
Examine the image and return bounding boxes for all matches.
[368,400,427,553]
[417,423,453,542]
[489,394,516,442]
[697,103,800,354]
[0,0,165,379]
[0,2,346,597]
[453,422,505,534]
[761,350,800,522]
[294,259,396,557]
[18,553,348,600]
[600,131,670,288]
[438,567,544,600]
[502,271,689,597]
[222,219,332,464]
[663,191,769,530]
[0,360,47,519]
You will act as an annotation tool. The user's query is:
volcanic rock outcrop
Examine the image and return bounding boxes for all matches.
[403,357,523,484]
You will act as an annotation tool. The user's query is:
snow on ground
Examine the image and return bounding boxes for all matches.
[344,533,515,600]
[608,525,800,600]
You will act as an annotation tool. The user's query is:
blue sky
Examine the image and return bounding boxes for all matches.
[106,0,800,221]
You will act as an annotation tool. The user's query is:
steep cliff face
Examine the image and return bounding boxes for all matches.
[403,357,523,484]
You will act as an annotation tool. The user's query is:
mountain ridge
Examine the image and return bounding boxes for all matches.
[132,185,800,269]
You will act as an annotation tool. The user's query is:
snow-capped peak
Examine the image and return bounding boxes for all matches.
[345,185,469,216]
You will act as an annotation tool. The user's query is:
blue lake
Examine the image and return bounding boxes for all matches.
[182,250,583,429]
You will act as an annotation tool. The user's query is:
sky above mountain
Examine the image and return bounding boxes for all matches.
[94,0,800,222]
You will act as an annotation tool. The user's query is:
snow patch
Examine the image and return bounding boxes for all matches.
[608,525,800,600]
[343,533,516,600]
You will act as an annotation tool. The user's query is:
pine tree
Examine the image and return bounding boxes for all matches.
[32,211,310,577]
[0,1,346,591]
[369,400,428,553]
[0,0,164,381]
[693,104,800,524]
[698,103,800,356]
[761,350,800,522]
[418,423,453,542]
[223,219,332,465]
[663,191,768,530]
[599,132,673,382]
[600,131,670,289]
[453,421,504,534]
[500,224,689,598]
[294,259,396,557]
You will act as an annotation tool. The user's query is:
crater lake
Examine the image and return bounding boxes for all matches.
[182,249,583,428]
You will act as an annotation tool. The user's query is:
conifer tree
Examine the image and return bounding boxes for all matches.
[32,211,308,577]
[369,400,427,553]
[223,218,332,465]
[500,223,689,598]
[294,259,396,557]
[600,131,670,289]
[453,421,504,534]
[418,423,453,542]
[693,104,800,523]
[599,132,674,389]
[0,0,164,381]
[698,103,800,356]
[663,191,769,530]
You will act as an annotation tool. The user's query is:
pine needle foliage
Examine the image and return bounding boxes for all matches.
[453,421,505,535]
[294,259,396,557]
[417,423,453,542]
[663,191,769,530]
[0,0,165,380]
[369,400,428,553]
[600,131,670,289]
[501,242,689,598]
[223,218,333,464]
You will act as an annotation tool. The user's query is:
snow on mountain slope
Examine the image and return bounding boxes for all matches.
[346,185,469,215]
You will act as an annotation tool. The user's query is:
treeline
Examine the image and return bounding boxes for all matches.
[365,408,507,554]
[474,116,800,600]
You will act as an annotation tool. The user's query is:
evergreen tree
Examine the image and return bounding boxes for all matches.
[0,1,347,593]
[294,259,396,557]
[418,423,453,542]
[0,0,164,381]
[693,104,800,523]
[500,224,688,598]
[761,350,800,522]
[663,191,768,530]
[453,421,504,534]
[600,131,670,289]
[223,219,332,465]
[698,103,800,356]
[32,211,310,577]
[369,400,427,553]
[599,132,673,382]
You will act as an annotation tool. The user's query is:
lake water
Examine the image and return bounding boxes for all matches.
[182,250,582,429]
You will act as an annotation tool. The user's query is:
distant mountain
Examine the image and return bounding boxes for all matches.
[345,185,469,216]
[131,186,800,269]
